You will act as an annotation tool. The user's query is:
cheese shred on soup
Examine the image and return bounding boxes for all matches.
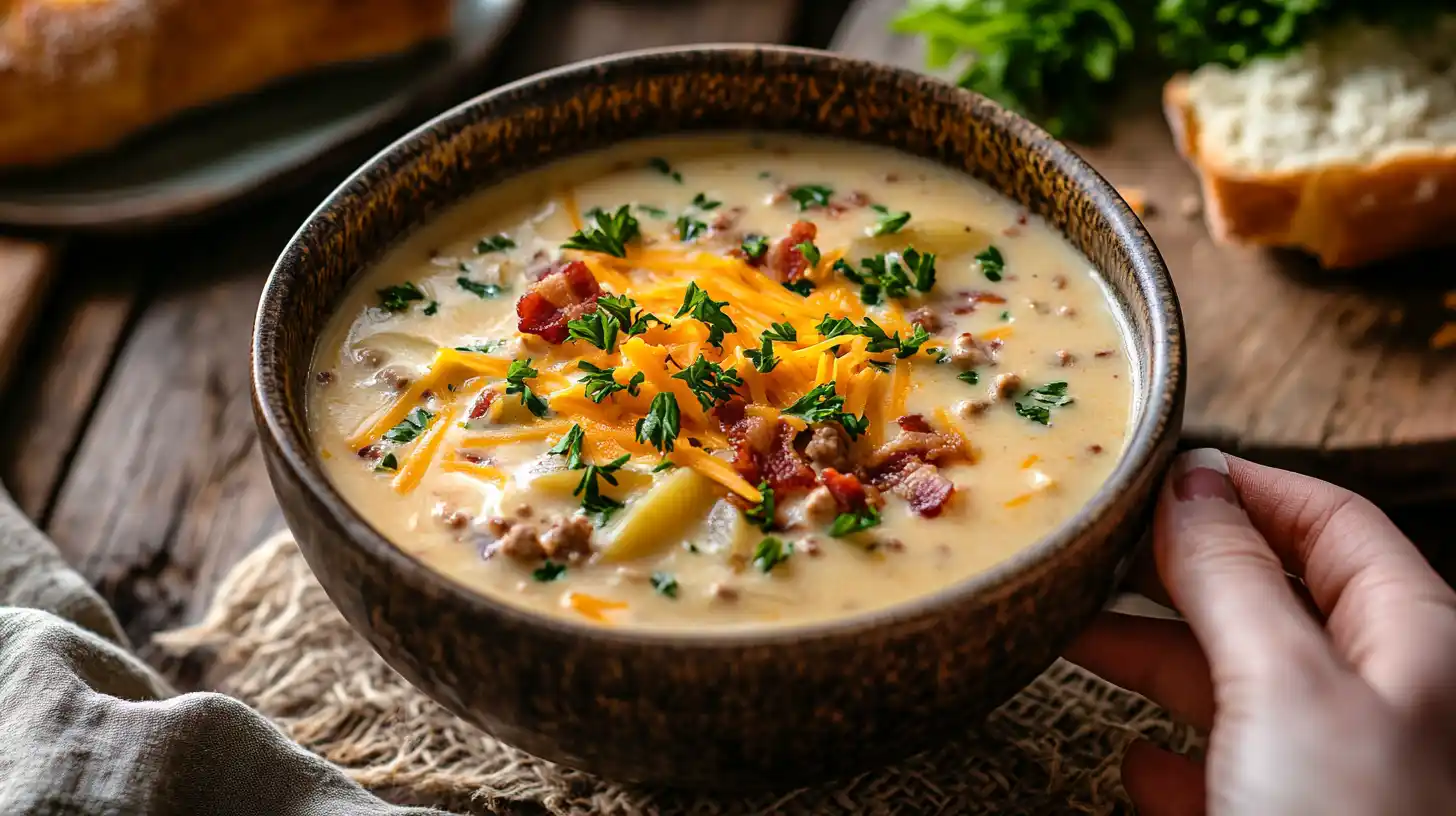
[309,135,1133,630]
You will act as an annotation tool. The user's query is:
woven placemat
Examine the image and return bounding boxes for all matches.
[155,533,1200,815]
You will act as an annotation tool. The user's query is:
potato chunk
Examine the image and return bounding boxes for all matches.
[600,467,722,562]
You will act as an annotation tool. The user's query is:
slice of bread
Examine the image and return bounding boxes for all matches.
[1165,17,1456,269]
[0,0,452,168]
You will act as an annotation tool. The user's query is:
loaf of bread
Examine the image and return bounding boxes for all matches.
[1164,17,1456,269]
[0,0,452,168]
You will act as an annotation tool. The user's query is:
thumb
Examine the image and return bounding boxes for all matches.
[1155,449,1334,684]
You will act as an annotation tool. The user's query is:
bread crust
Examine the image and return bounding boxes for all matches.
[1164,74,1456,269]
[0,0,452,168]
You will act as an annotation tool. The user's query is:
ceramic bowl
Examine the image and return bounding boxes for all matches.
[252,45,1185,788]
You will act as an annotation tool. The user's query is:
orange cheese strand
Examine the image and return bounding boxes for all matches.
[458,420,574,449]
[392,403,460,494]
[440,460,507,485]
[565,591,629,623]
[561,188,584,232]
[585,422,759,503]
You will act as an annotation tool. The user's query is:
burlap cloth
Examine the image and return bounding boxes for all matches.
[154,533,1201,815]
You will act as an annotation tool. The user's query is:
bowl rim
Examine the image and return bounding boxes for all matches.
[253,43,1185,648]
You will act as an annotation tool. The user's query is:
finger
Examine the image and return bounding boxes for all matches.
[1155,449,1336,684]
[1121,740,1206,816]
[1064,612,1214,729]
[1227,456,1456,733]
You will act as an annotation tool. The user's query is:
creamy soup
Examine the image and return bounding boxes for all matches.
[309,134,1132,630]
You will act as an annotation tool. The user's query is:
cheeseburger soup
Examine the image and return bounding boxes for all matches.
[309,135,1132,629]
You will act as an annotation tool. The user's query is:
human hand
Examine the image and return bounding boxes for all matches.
[1066,449,1456,815]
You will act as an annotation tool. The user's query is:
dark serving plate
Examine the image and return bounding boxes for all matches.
[252,45,1186,788]
[0,0,522,229]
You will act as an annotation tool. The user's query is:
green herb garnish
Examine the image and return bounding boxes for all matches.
[547,424,587,469]
[532,560,567,582]
[562,204,641,258]
[783,279,815,296]
[752,535,793,573]
[869,204,912,236]
[505,358,549,418]
[977,245,1005,282]
[457,276,505,299]
[957,370,981,386]
[652,459,676,472]
[744,336,779,373]
[636,392,681,453]
[377,282,425,312]
[574,453,631,523]
[476,234,516,254]
[764,322,797,342]
[782,383,846,424]
[741,234,769,259]
[672,356,744,411]
[579,361,644,403]
[383,408,433,444]
[676,214,708,242]
[648,157,682,183]
[1015,381,1073,425]
[423,301,439,316]
[374,452,399,472]
[651,572,680,598]
[796,241,821,268]
[787,184,834,211]
[830,505,882,537]
[744,482,775,531]
[636,204,669,219]
[816,315,859,340]
[691,192,722,210]
[596,294,664,336]
[566,311,620,352]
[674,282,737,348]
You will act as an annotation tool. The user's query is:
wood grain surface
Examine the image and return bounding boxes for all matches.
[835,0,1456,506]
[4,0,809,651]
[0,239,55,394]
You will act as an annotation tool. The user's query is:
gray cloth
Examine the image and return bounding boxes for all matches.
[0,489,446,816]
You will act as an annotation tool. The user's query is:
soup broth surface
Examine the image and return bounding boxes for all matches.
[310,134,1132,630]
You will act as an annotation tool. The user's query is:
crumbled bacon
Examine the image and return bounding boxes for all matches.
[866,425,969,472]
[820,468,868,511]
[515,260,602,343]
[872,457,956,517]
[723,411,816,496]
[468,389,497,420]
[896,414,934,434]
[951,290,1008,315]
[766,221,818,282]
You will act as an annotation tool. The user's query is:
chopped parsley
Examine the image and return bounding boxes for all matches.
[595,294,664,336]
[796,240,822,268]
[423,301,439,316]
[566,310,620,352]
[562,204,640,258]
[454,340,504,353]
[741,234,769,259]
[532,560,568,582]
[674,282,737,348]
[869,204,912,236]
[374,452,399,472]
[977,245,1006,281]
[476,234,515,254]
[648,157,683,183]
[672,356,743,411]
[504,358,549,418]
[578,361,643,403]
[744,482,775,531]
[783,279,815,296]
[830,505,882,537]
[1015,381,1073,426]
[957,370,981,385]
[752,536,792,573]
[816,315,859,340]
[676,214,708,242]
[650,571,680,598]
[782,383,869,439]
[690,192,722,210]
[457,275,505,299]
[636,203,669,219]
[764,322,797,342]
[743,335,779,373]
[574,453,631,523]
[867,360,894,373]
[858,318,932,359]
[652,459,676,473]
[547,424,586,470]
[383,408,433,444]
[787,184,834,211]
[377,282,425,312]
[903,248,936,292]
[636,392,681,453]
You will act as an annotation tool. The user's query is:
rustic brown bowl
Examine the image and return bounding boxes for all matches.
[252,45,1185,788]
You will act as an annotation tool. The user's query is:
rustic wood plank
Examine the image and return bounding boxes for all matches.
[43,0,809,649]
[832,0,1456,506]
[0,239,56,393]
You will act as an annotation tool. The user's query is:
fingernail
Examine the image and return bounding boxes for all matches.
[1170,448,1241,507]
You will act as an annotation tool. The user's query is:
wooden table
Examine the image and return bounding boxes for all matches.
[0,0,1447,656]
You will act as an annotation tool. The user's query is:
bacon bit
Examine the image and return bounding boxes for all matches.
[1021,454,1040,469]
[460,451,487,464]
[767,221,818,282]
[1094,349,1116,358]
[1051,275,1068,290]
[820,468,868,511]
[873,458,955,517]
[725,411,816,497]
[356,445,382,461]
[845,191,871,207]
[468,389,497,420]
[951,290,1008,315]
[515,260,602,343]
[1016,211,1029,226]
[866,426,968,472]
[1088,445,1104,455]
[896,414,933,434]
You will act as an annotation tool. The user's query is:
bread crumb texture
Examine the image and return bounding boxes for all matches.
[1187,17,1456,174]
